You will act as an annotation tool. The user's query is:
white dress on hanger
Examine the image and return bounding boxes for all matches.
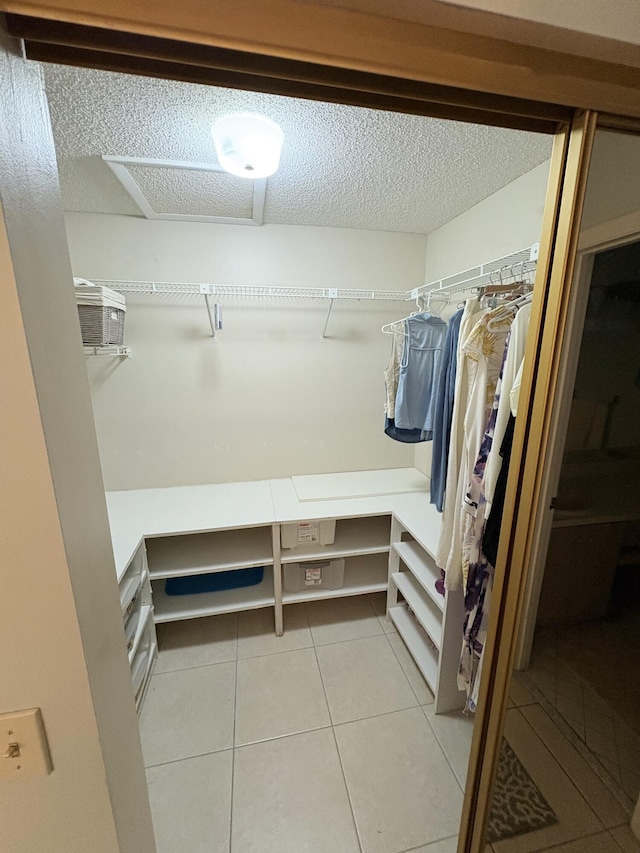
[483,303,531,517]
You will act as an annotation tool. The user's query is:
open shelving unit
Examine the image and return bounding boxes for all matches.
[387,518,465,714]
[106,477,452,711]
[146,525,277,623]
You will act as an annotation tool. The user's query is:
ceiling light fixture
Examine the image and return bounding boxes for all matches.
[211,113,284,179]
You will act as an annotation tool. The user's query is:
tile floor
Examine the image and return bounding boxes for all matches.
[527,621,640,804]
[139,592,638,853]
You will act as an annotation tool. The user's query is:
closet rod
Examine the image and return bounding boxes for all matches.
[87,279,410,302]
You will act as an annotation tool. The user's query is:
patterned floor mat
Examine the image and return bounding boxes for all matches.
[487,739,558,843]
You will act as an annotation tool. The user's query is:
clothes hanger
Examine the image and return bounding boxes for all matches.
[381,292,430,335]
[485,265,534,330]
[381,318,408,336]
[425,289,449,317]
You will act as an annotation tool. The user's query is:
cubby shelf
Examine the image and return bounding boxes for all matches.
[280,516,391,564]
[282,553,387,604]
[151,568,275,623]
[392,540,444,611]
[146,527,273,579]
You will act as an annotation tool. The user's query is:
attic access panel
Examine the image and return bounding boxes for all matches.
[103,156,267,225]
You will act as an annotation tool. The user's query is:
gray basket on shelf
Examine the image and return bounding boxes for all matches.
[77,304,126,346]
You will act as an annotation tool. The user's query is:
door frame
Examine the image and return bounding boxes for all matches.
[2,1,640,118]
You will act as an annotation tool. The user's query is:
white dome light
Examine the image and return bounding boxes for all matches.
[212,113,284,179]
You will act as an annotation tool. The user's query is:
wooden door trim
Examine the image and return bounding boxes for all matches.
[457,110,598,852]
[1,1,640,118]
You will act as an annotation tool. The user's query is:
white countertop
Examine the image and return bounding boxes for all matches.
[106,468,440,583]
[107,481,275,581]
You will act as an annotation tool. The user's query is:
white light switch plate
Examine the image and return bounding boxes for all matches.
[0,708,52,779]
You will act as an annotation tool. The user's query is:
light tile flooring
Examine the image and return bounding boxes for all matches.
[139,592,638,853]
[527,620,640,804]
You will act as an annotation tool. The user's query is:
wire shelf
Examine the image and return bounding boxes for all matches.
[88,280,410,302]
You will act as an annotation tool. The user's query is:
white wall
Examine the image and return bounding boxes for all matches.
[412,159,552,475]
[0,27,154,853]
[582,131,640,231]
[423,160,551,284]
[65,213,426,489]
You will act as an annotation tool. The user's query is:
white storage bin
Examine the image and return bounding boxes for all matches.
[281,519,336,549]
[119,543,146,617]
[283,558,345,592]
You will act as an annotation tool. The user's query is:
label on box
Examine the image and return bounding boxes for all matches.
[304,566,323,586]
[297,523,319,544]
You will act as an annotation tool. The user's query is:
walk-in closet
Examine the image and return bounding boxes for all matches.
[4,25,640,852]
[33,56,640,853]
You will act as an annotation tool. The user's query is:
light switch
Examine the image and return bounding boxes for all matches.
[0,708,52,779]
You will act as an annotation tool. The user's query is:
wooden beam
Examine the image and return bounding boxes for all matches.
[1,0,640,117]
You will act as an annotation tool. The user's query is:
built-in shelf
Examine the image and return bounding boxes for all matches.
[389,518,465,714]
[84,345,132,358]
[392,572,442,648]
[151,568,275,622]
[389,604,438,693]
[282,553,387,604]
[127,604,153,665]
[146,527,273,579]
[280,515,391,564]
[392,540,444,611]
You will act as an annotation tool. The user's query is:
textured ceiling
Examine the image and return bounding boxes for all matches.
[44,65,552,234]
[126,165,254,218]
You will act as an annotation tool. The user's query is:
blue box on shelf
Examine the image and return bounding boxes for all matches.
[165,567,265,596]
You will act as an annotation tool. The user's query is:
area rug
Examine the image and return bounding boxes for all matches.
[487,739,558,843]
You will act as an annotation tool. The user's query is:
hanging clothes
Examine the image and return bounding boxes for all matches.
[510,360,525,417]
[383,328,404,421]
[394,313,447,439]
[458,337,511,712]
[383,327,426,443]
[483,415,516,568]
[430,308,464,512]
[436,298,485,581]
[460,331,510,591]
[458,414,517,712]
[437,303,514,590]
[483,303,531,517]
